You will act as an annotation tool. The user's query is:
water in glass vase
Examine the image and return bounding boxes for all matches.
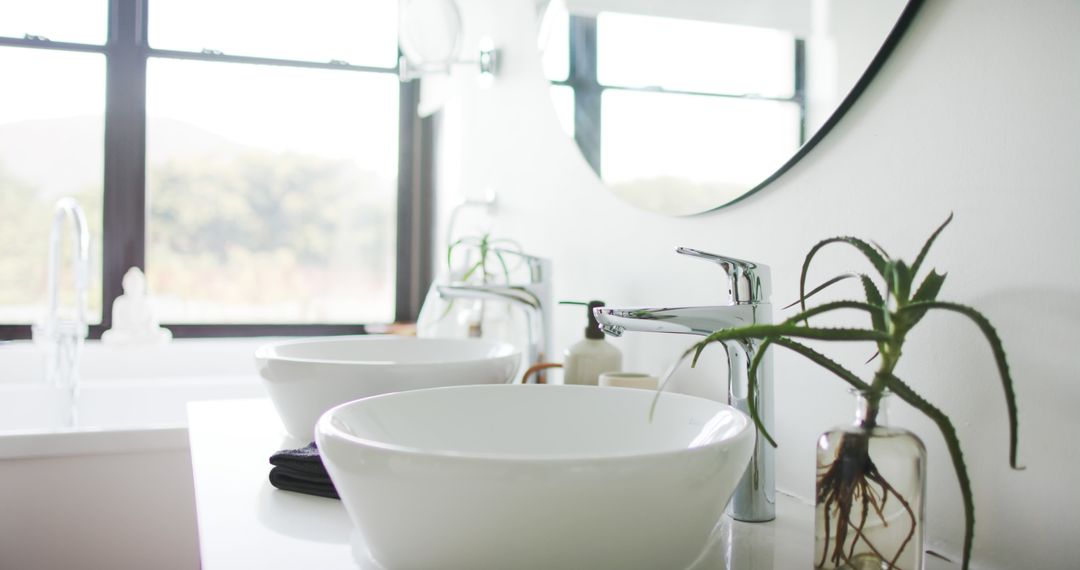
[815,391,926,570]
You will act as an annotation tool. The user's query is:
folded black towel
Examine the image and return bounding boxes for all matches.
[268,466,339,499]
[270,442,329,477]
[268,442,340,499]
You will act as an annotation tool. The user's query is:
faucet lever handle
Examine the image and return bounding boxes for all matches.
[676,247,771,304]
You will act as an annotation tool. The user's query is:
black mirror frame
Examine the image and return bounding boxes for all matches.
[699,0,926,214]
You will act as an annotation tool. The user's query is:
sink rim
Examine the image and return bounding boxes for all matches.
[254,335,519,367]
[318,384,753,463]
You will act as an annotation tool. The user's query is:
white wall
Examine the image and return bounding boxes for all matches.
[441,0,1080,568]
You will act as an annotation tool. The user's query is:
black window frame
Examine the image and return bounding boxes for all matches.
[552,14,807,178]
[0,0,433,341]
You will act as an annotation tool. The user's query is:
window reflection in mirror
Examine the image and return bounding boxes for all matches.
[541,0,913,216]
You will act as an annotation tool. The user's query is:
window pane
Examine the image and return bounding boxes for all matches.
[549,85,575,137]
[149,0,398,67]
[601,90,800,209]
[597,13,795,97]
[0,48,105,323]
[539,1,570,81]
[146,59,398,323]
[0,0,107,45]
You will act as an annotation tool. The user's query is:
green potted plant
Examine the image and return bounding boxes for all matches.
[417,232,520,337]
[683,214,1021,569]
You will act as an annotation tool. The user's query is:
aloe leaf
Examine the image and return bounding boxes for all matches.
[799,236,890,320]
[653,343,726,422]
[460,259,483,283]
[738,336,781,446]
[446,238,462,269]
[911,212,954,277]
[882,261,896,332]
[693,335,872,436]
[860,274,885,304]
[901,301,1022,469]
[441,238,469,321]
[870,240,891,258]
[478,234,491,281]
[906,270,947,327]
[448,236,487,276]
[860,274,887,333]
[696,324,888,347]
[912,270,946,303]
[782,273,859,310]
[690,340,709,368]
[488,239,524,265]
[883,260,899,298]
[894,260,912,303]
[746,337,779,447]
[780,300,880,326]
[446,237,474,272]
[493,248,511,284]
[883,373,974,570]
[689,325,885,373]
[693,335,869,447]
[770,337,872,392]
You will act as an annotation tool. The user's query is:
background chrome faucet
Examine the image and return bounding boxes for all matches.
[435,250,552,381]
[593,247,775,522]
[31,198,91,427]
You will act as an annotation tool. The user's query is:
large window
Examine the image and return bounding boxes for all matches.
[0,0,430,339]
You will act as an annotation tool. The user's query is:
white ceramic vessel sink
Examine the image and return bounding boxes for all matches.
[317,384,755,570]
[255,336,519,439]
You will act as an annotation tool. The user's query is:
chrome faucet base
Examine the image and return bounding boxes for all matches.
[724,338,775,523]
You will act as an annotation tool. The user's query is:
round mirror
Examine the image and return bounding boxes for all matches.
[539,0,923,215]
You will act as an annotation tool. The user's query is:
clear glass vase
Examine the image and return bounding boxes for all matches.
[815,390,926,570]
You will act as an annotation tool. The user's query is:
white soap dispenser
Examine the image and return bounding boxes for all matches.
[562,300,622,386]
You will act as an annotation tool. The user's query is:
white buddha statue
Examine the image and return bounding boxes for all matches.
[101,267,172,345]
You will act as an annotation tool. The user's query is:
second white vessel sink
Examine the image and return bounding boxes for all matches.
[255,336,519,439]
[317,384,756,570]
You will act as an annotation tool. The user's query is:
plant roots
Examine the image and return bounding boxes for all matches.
[817,433,917,570]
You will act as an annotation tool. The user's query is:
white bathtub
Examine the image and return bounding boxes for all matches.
[0,338,272,570]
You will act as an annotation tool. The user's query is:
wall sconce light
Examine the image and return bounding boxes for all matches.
[398,0,500,83]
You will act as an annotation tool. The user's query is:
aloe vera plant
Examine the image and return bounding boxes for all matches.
[446,233,520,287]
[437,233,521,332]
[683,214,1021,569]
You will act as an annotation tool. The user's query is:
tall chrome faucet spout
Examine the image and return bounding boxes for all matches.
[44,198,91,330]
[31,198,91,427]
[593,248,776,522]
[593,304,763,336]
[434,251,552,379]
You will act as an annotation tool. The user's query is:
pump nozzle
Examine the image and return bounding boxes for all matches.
[559,300,607,339]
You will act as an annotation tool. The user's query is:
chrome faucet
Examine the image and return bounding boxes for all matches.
[435,250,552,381]
[31,198,91,426]
[593,247,775,522]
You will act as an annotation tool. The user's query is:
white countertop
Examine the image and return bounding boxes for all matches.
[188,399,956,570]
